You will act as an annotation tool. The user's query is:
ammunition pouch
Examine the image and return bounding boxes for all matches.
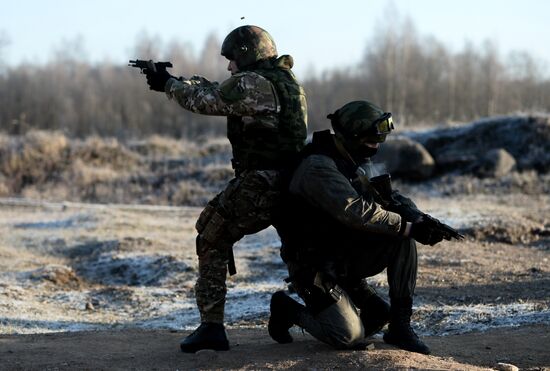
[196,204,226,244]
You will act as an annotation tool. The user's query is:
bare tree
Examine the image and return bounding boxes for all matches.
[0,31,10,71]
[199,33,227,82]
[1,21,549,140]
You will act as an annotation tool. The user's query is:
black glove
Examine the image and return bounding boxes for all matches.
[409,219,445,246]
[146,69,172,92]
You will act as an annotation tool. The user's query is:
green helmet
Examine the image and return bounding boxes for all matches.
[221,25,278,69]
[328,100,394,144]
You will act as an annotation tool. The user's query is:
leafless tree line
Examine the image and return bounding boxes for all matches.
[0,20,549,139]
[306,18,550,129]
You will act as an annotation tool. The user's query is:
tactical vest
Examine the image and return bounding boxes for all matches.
[226,58,307,172]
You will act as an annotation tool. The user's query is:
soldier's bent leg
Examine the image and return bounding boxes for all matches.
[386,237,418,300]
[341,235,418,300]
[383,238,430,354]
[184,171,280,352]
[346,279,390,337]
[297,289,366,349]
[334,235,426,353]
[180,235,231,353]
[194,169,279,321]
[193,188,240,324]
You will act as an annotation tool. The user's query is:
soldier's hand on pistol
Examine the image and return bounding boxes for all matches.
[146,69,173,92]
[409,218,445,246]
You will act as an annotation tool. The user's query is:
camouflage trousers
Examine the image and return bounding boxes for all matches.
[194,169,281,323]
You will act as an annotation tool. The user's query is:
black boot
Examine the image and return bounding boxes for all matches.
[268,291,305,344]
[347,280,391,337]
[383,298,430,355]
[180,322,229,353]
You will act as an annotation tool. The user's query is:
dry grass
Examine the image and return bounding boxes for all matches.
[0,131,231,205]
[72,136,140,170]
[0,125,547,206]
[70,158,124,186]
[0,130,69,192]
[128,135,199,158]
[170,179,211,206]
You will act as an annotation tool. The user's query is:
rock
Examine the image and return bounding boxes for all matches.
[474,148,516,178]
[496,362,519,371]
[407,115,550,174]
[375,136,435,180]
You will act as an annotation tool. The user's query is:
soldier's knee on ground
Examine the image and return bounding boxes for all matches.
[326,320,365,349]
[312,297,365,349]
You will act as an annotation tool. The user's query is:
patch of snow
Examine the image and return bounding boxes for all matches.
[76,252,192,286]
[415,302,550,336]
[14,214,97,230]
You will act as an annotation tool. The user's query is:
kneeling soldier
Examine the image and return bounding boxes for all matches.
[270,100,456,354]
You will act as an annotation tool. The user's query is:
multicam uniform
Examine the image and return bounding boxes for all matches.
[165,55,307,323]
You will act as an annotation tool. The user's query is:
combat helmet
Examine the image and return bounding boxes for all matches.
[221,25,278,69]
[328,100,394,144]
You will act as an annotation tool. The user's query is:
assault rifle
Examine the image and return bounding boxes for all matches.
[128,59,173,74]
[368,173,464,241]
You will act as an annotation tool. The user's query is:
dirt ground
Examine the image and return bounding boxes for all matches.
[1,325,548,370]
[0,191,548,370]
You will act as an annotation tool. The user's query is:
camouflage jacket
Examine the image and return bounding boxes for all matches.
[165,55,307,171]
[165,72,278,116]
[287,132,403,236]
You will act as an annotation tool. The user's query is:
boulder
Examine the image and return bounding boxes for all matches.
[374,136,435,180]
[496,363,519,371]
[473,148,516,178]
[407,115,550,174]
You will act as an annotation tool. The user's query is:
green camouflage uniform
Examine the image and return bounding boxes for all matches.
[165,55,307,323]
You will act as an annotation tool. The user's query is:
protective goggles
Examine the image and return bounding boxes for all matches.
[354,112,394,143]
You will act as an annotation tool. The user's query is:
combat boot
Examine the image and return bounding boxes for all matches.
[347,280,391,337]
[268,291,305,344]
[180,322,229,353]
[383,297,430,355]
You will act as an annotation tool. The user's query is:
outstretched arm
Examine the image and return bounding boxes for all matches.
[165,72,280,116]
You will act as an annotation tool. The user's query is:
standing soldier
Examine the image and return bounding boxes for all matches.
[143,25,307,352]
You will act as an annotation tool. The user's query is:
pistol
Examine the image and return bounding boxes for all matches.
[128,59,173,74]
[369,173,464,241]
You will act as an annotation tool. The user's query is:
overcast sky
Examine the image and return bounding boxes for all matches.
[1,0,548,76]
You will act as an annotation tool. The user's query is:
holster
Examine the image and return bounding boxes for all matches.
[288,269,343,315]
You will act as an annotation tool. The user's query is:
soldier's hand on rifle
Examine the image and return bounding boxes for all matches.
[146,69,173,92]
[408,218,445,246]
